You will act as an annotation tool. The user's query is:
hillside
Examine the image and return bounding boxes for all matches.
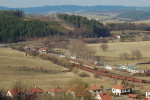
[117,10,150,21]
[1,5,150,14]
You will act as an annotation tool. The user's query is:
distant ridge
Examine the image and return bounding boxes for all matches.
[0,5,150,14]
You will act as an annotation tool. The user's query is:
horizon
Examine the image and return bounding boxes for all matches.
[0,0,150,8]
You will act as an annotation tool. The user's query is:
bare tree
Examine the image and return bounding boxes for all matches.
[130,49,142,60]
[68,39,95,59]
[100,43,108,51]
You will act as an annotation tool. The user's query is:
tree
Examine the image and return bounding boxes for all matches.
[100,43,108,51]
[68,39,95,59]
[130,49,142,60]
[120,52,130,60]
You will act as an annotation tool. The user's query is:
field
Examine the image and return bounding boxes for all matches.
[88,41,150,66]
[0,47,116,91]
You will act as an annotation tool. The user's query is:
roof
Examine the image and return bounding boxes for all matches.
[28,86,44,94]
[98,92,112,100]
[87,84,102,91]
[143,98,148,100]
[112,84,130,90]
[129,94,137,98]
[8,88,24,96]
[146,87,150,92]
[50,86,65,93]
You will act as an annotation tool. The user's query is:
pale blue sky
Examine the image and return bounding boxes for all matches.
[0,0,150,8]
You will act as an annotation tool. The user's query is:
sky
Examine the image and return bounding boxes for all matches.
[0,0,150,8]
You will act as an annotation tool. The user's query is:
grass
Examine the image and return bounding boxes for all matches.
[88,41,150,65]
[0,47,116,91]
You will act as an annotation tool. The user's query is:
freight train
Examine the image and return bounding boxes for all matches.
[70,61,145,83]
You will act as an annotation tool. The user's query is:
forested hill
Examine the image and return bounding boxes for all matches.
[58,14,110,37]
[0,11,67,43]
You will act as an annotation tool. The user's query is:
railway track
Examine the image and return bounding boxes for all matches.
[72,62,148,83]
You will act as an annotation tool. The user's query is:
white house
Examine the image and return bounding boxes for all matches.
[95,92,112,100]
[87,84,102,96]
[105,65,116,70]
[112,84,130,96]
[145,87,150,99]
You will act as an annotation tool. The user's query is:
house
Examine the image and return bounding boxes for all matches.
[6,88,24,98]
[28,86,45,95]
[87,84,102,96]
[50,86,65,96]
[95,92,112,100]
[112,84,130,96]
[39,47,48,53]
[127,94,138,100]
[144,87,150,100]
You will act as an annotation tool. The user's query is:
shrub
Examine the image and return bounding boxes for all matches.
[78,72,90,77]
[120,52,130,60]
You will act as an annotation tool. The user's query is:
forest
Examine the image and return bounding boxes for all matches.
[0,11,66,42]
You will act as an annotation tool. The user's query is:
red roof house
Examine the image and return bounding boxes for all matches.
[50,86,65,96]
[112,84,130,96]
[87,84,102,96]
[6,88,24,97]
[28,86,44,95]
[95,92,112,100]
[126,94,138,100]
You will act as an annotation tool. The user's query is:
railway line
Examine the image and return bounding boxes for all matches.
[70,61,150,83]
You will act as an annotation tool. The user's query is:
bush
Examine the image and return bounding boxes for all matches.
[130,49,142,60]
[78,72,90,77]
[120,52,130,60]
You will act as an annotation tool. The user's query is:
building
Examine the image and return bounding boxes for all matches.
[28,86,45,95]
[105,65,116,70]
[120,65,135,70]
[127,94,138,100]
[39,47,48,53]
[50,86,65,96]
[127,68,145,73]
[144,87,150,100]
[87,84,102,96]
[112,84,130,96]
[95,92,112,100]
[7,88,24,98]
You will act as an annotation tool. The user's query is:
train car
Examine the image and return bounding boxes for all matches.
[112,74,119,79]
[97,68,106,73]
[118,76,126,80]
[126,77,134,81]
[133,78,144,83]
[104,73,112,77]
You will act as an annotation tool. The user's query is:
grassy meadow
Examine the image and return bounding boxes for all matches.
[0,47,116,91]
[88,41,150,66]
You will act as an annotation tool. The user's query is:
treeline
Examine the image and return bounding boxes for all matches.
[117,10,150,20]
[106,23,150,31]
[0,10,25,18]
[0,11,66,43]
[57,14,110,37]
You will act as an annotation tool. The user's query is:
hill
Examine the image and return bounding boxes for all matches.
[117,10,150,20]
[1,5,150,14]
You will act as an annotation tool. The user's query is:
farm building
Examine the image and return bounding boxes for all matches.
[62,69,71,72]
[112,84,130,96]
[95,92,112,100]
[87,84,102,96]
